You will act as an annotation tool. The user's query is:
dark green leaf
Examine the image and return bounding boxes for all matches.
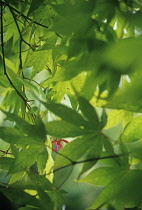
[45,120,93,138]
[78,96,100,129]
[0,127,36,145]
[28,0,44,15]
[0,157,14,170]
[0,187,40,207]
[2,111,46,143]
[36,187,54,210]
[28,172,52,190]
[9,145,42,173]
[42,101,87,127]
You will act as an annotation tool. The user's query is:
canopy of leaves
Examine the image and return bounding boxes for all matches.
[0,0,142,209]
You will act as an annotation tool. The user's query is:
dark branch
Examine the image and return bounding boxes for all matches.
[0,149,13,155]
[0,4,34,114]
[52,153,127,174]
[6,2,49,28]
[23,77,45,90]
[19,39,22,70]
[3,1,62,38]
[8,6,33,49]
[56,166,73,190]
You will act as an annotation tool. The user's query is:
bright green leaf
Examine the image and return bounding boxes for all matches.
[79,166,122,186]
[89,170,142,209]
[25,50,51,78]
[121,115,142,143]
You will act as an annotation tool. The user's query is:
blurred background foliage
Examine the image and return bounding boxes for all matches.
[1,0,142,209]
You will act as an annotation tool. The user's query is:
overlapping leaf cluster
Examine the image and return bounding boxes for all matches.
[1,0,142,209]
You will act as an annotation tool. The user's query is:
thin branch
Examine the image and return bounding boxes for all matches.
[3,1,62,38]
[6,76,27,102]
[0,5,34,115]
[72,154,125,165]
[0,0,8,8]
[30,166,39,174]
[8,6,33,49]
[19,39,23,70]
[50,153,127,175]
[56,166,73,190]
[1,2,37,123]
[13,44,40,55]
[23,76,45,90]
[55,32,62,38]
[45,138,128,176]
[3,20,15,27]
[0,149,13,155]
[0,4,6,72]
[8,3,49,29]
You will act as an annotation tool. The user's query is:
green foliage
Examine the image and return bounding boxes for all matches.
[1,0,142,209]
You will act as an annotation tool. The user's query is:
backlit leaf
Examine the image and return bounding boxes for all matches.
[89,170,142,209]
[121,115,142,143]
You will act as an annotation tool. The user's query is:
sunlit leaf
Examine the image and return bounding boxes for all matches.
[104,110,124,129]
[1,0,142,209]
[121,115,142,143]
[78,166,122,186]
[25,50,51,78]
[89,170,142,209]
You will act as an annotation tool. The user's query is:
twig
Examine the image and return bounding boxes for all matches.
[30,166,39,174]
[53,154,126,173]
[0,4,34,118]
[23,76,45,90]
[7,3,49,29]
[8,6,33,49]
[1,2,37,123]
[48,153,127,175]
[19,39,22,70]
[56,166,73,190]
[1,5,24,96]
[3,1,62,38]
[0,149,13,155]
